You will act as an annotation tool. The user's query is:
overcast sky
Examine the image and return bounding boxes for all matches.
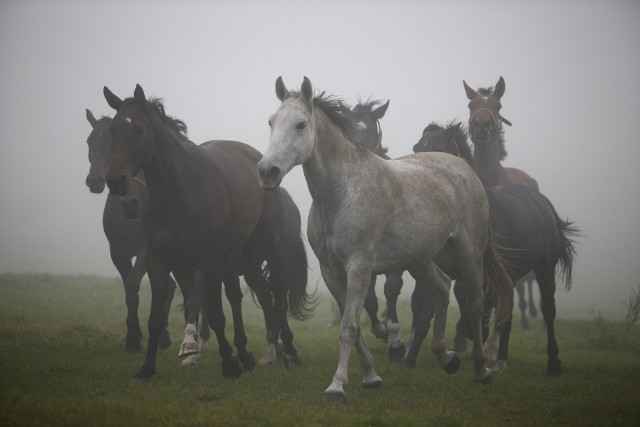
[1,0,638,318]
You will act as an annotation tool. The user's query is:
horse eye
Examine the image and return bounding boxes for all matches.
[295,122,306,131]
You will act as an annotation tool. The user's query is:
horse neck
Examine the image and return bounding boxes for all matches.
[302,111,372,207]
[472,138,507,187]
[143,126,209,218]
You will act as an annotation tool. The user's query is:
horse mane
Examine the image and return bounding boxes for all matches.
[352,98,385,114]
[426,121,474,164]
[287,90,365,148]
[145,97,189,137]
[475,87,507,160]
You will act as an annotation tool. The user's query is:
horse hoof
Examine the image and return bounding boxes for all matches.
[450,339,466,353]
[222,356,243,379]
[239,353,257,372]
[283,350,302,370]
[363,381,383,390]
[324,390,346,403]
[181,354,200,366]
[443,354,461,374]
[404,356,417,369]
[474,374,493,385]
[158,330,172,350]
[372,325,389,341]
[547,359,562,376]
[132,365,155,381]
[492,360,507,373]
[388,342,406,362]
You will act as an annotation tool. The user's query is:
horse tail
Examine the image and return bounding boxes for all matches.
[483,230,514,327]
[285,232,317,321]
[547,201,580,291]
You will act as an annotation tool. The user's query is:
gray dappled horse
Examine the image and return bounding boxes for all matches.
[258,77,513,402]
[343,100,407,360]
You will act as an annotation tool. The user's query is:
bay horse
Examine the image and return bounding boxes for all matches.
[413,121,579,374]
[121,171,311,367]
[464,76,540,330]
[103,84,313,380]
[258,77,513,402]
[343,100,407,360]
[85,110,175,352]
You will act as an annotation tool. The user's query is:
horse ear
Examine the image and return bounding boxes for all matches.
[372,100,390,120]
[86,109,98,128]
[463,80,477,100]
[103,86,123,111]
[134,84,146,106]
[301,76,313,108]
[494,76,505,100]
[275,76,289,102]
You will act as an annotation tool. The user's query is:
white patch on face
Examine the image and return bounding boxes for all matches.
[356,121,367,131]
[125,117,132,124]
[481,96,489,101]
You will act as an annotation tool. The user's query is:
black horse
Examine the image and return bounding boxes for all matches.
[103,85,313,380]
[85,110,176,352]
[412,121,580,375]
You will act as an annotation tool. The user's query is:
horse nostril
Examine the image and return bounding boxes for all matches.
[257,161,283,189]
[86,175,106,193]
[106,175,129,196]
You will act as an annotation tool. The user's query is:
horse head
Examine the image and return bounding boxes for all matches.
[258,76,316,189]
[348,99,390,158]
[103,84,155,196]
[85,109,116,194]
[120,172,148,220]
[463,76,511,145]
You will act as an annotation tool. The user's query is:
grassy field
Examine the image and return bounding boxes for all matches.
[0,273,638,426]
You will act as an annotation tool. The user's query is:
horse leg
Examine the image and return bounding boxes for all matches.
[110,248,143,352]
[171,266,201,364]
[454,230,494,384]
[158,273,176,350]
[132,253,170,380]
[364,274,387,341]
[409,261,460,375]
[221,257,256,372]
[451,280,469,352]
[526,272,539,318]
[323,262,381,402]
[515,277,529,329]
[404,281,434,368]
[205,267,243,379]
[384,271,405,361]
[535,264,561,375]
[492,317,512,373]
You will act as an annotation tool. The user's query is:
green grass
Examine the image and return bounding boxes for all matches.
[0,273,639,426]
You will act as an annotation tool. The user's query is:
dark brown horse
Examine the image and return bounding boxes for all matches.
[103,85,313,380]
[413,121,580,375]
[464,77,540,329]
[85,110,175,352]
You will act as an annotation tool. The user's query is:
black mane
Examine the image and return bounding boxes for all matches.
[427,121,474,164]
[287,90,365,148]
[146,97,189,137]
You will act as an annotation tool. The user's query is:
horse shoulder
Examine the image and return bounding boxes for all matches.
[503,167,539,191]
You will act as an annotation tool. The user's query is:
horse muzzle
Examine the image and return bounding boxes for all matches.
[106,174,130,197]
[257,159,284,190]
[120,197,141,220]
[86,175,105,194]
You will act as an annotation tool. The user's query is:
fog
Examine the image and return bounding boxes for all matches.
[1,0,639,319]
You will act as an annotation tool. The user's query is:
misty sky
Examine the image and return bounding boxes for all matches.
[1,0,639,319]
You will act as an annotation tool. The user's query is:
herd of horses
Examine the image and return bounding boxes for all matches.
[84,76,579,402]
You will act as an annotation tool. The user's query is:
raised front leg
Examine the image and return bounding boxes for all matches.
[409,261,460,376]
[324,262,381,403]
